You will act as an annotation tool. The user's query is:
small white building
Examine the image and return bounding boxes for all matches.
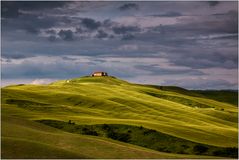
[91,71,108,77]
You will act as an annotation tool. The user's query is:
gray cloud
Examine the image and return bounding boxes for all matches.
[25,26,40,34]
[121,34,135,41]
[161,78,237,90]
[2,14,67,35]
[45,29,57,35]
[1,58,12,63]
[1,1,238,89]
[1,1,68,18]
[1,53,34,59]
[119,3,139,11]
[149,11,182,17]
[135,64,206,76]
[48,35,57,42]
[102,19,114,27]
[93,59,107,63]
[2,59,89,79]
[171,57,237,69]
[165,10,238,34]
[1,56,136,80]
[96,30,108,39]
[207,1,220,7]
[81,18,101,30]
[112,26,140,34]
[61,56,77,61]
[58,30,74,41]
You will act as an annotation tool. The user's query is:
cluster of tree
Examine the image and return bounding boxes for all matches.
[212,147,238,158]
[101,124,131,142]
[106,130,131,142]
[82,127,98,136]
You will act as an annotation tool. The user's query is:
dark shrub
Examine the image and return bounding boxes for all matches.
[176,150,186,154]
[107,130,117,139]
[68,120,72,124]
[156,146,167,152]
[143,131,148,135]
[117,133,131,142]
[181,144,189,149]
[82,127,98,136]
[102,124,110,130]
[213,147,238,158]
[164,149,172,153]
[193,145,208,154]
[107,131,131,142]
[143,129,156,135]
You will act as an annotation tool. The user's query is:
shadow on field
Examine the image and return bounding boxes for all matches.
[36,120,238,158]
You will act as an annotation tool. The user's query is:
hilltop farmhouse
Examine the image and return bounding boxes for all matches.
[91,71,108,77]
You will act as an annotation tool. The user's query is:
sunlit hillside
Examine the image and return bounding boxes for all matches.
[1,76,238,158]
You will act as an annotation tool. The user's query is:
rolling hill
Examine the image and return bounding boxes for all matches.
[1,76,238,158]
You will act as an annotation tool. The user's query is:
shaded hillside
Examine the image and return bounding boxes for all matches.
[37,119,238,158]
[193,90,238,106]
[141,85,238,106]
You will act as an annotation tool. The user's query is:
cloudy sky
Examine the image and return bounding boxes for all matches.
[1,1,238,89]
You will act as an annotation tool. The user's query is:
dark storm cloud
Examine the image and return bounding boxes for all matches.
[207,1,220,7]
[58,30,74,41]
[45,29,57,35]
[161,79,236,90]
[134,30,237,69]
[136,8,238,70]
[102,19,114,27]
[1,1,20,18]
[149,11,182,17]
[156,41,238,69]
[1,1,68,18]
[212,10,238,33]
[48,35,57,42]
[112,26,140,34]
[25,26,40,34]
[1,14,63,34]
[146,10,238,46]
[75,27,84,33]
[135,64,206,76]
[81,18,101,30]
[165,10,238,34]
[170,55,237,69]
[119,3,139,11]
[61,56,77,61]
[1,1,238,89]
[2,2,73,36]
[193,11,235,31]
[121,34,135,41]
[1,54,31,59]
[1,57,134,79]
[96,30,108,39]
[2,61,82,79]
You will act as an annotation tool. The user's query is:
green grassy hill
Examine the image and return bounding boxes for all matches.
[1,76,238,158]
[4,115,201,159]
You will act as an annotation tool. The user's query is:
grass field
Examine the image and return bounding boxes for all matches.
[1,76,238,158]
[36,119,238,157]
